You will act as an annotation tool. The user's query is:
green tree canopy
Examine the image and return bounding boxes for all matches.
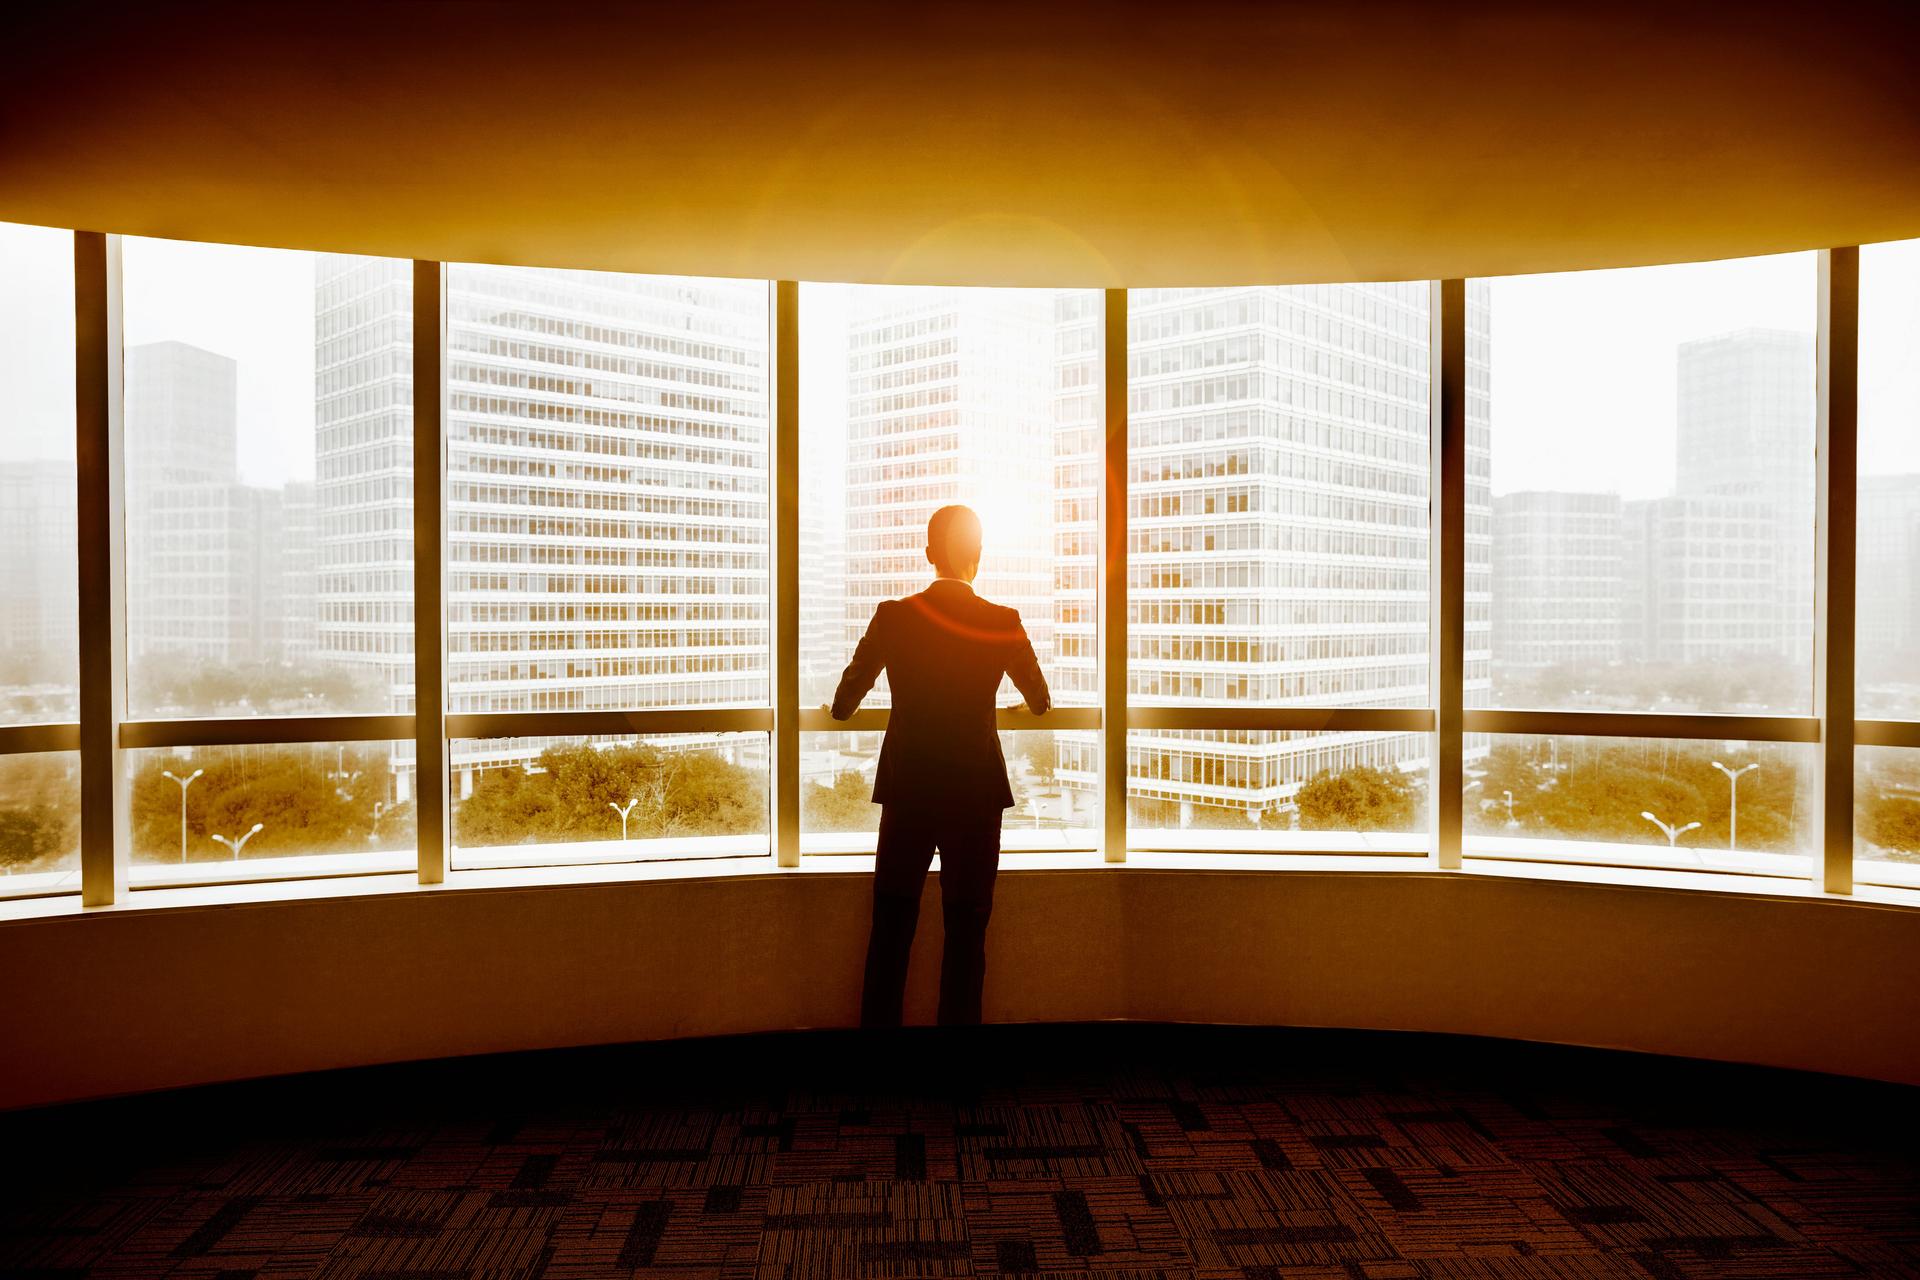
[1297,765,1419,832]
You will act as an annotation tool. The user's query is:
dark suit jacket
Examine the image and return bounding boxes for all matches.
[831,579,1051,812]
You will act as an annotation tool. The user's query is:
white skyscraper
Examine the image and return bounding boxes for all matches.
[1492,491,1625,674]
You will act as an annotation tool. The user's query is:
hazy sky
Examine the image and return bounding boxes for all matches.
[5,225,1919,492]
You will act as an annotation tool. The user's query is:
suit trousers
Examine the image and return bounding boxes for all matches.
[859,804,1003,1028]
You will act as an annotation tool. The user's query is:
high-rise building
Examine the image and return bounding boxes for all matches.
[1491,491,1625,673]
[314,256,414,713]
[1621,495,1783,665]
[124,341,316,676]
[0,459,78,700]
[1859,473,1920,688]
[1674,327,1815,664]
[1117,283,1491,822]
[839,288,1057,703]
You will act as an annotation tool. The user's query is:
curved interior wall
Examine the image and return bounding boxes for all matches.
[3,867,1916,1111]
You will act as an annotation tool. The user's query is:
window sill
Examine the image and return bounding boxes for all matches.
[4,840,1917,924]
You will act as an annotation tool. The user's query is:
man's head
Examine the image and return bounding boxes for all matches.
[925,504,983,583]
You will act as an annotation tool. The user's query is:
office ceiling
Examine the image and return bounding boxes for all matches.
[3,0,1917,286]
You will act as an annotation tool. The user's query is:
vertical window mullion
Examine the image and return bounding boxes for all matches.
[1102,288,1128,862]
[75,231,128,906]
[1815,247,1858,895]
[1431,280,1466,870]
[773,280,800,868]
[414,260,450,884]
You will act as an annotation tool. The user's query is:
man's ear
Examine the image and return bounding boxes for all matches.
[925,545,936,567]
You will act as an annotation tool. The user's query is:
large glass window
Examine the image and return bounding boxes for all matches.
[1482,253,1817,716]
[1465,735,1813,876]
[798,284,1099,850]
[127,742,414,886]
[450,733,767,869]
[1,223,78,729]
[445,265,768,726]
[1858,239,1920,722]
[1855,746,1920,888]
[0,752,80,894]
[121,237,413,719]
[1126,283,1443,839]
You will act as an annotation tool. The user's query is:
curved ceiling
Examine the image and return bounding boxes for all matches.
[4,0,1918,286]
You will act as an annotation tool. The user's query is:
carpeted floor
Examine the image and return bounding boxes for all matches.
[2,1025,1916,1279]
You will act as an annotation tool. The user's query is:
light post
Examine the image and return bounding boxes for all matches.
[1502,789,1516,827]
[161,768,203,862]
[212,823,263,860]
[1640,810,1702,849]
[610,798,638,842]
[369,800,385,845]
[1711,761,1758,850]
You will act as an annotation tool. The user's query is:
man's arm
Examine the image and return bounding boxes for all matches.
[1003,608,1052,715]
[831,602,890,720]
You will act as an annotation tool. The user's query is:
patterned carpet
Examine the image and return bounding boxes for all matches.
[2,1025,1917,1279]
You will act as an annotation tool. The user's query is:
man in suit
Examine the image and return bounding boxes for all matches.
[831,504,1051,1027]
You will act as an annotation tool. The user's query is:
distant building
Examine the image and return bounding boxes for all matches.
[1491,491,1624,672]
[1622,495,1784,665]
[1674,328,1814,665]
[0,459,79,694]
[1859,473,1920,688]
[124,341,317,677]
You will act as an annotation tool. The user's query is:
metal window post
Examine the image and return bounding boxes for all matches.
[413,260,450,884]
[1101,288,1128,863]
[773,280,801,867]
[1431,279,1466,870]
[75,231,129,906]
[1814,247,1858,895]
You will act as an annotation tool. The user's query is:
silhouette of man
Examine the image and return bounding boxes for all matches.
[832,504,1051,1027]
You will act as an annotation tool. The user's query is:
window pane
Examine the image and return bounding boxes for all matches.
[121,237,413,719]
[0,223,77,726]
[1855,745,1920,889]
[798,284,1100,711]
[1858,239,1920,721]
[1484,253,1817,714]
[1127,730,1429,853]
[449,733,767,869]
[446,266,768,726]
[127,742,413,887]
[0,751,80,896]
[1465,735,1813,876]
[799,730,1098,854]
[1126,284,1446,835]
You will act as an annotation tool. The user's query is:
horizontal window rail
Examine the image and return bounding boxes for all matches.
[1461,710,1820,743]
[118,715,417,750]
[1128,707,1434,733]
[447,708,775,740]
[0,722,82,755]
[1855,719,1920,750]
[797,706,1101,733]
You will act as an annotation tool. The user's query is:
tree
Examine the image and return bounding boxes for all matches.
[1017,732,1058,783]
[0,754,78,873]
[453,743,766,847]
[1297,765,1419,832]
[129,744,396,863]
[803,771,880,832]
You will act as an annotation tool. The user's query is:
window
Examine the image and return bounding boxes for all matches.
[450,733,767,868]
[126,742,413,886]
[0,752,80,894]
[445,265,769,721]
[798,284,1099,851]
[120,237,413,719]
[0,223,78,728]
[1482,253,1817,715]
[1126,283,1442,843]
[1857,239,1920,722]
[1855,746,1920,888]
[1465,735,1812,876]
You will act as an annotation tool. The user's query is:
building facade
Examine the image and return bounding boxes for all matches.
[1491,490,1625,675]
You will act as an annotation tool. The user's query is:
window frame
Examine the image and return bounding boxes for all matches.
[0,233,1892,902]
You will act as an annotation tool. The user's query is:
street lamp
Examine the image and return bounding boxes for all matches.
[1711,761,1759,850]
[1641,810,1702,849]
[369,800,386,845]
[160,768,203,862]
[212,823,263,860]
[610,798,638,842]
[1502,789,1516,827]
